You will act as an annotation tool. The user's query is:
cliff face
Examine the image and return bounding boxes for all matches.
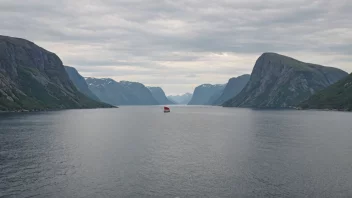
[213,74,250,105]
[0,35,112,111]
[147,87,174,105]
[64,66,100,101]
[300,73,352,111]
[119,81,159,105]
[86,78,158,106]
[188,84,226,105]
[223,53,348,108]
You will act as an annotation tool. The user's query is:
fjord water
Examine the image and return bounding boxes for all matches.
[1,107,352,197]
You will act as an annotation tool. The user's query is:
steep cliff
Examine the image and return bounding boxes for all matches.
[223,53,348,108]
[188,84,226,105]
[0,35,112,111]
[86,78,158,106]
[213,74,250,105]
[300,73,352,111]
[64,66,100,101]
[147,87,175,105]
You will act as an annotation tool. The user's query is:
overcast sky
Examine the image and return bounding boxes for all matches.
[1,0,351,95]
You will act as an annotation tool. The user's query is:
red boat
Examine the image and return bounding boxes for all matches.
[164,106,170,113]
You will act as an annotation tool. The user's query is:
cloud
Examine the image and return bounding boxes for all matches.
[0,0,351,94]
[186,74,197,78]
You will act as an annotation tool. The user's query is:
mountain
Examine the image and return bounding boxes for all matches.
[223,53,348,108]
[168,93,193,104]
[188,84,226,105]
[213,74,250,105]
[64,66,100,101]
[300,73,352,111]
[86,78,158,106]
[0,35,112,111]
[147,87,175,105]
[206,87,225,105]
[167,97,177,104]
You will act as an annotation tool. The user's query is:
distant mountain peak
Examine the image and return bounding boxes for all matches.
[168,92,192,97]
[199,84,225,88]
[86,77,158,106]
[168,93,193,104]
[120,80,134,84]
[84,77,117,88]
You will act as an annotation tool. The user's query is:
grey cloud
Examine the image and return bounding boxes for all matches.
[186,74,197,78]
[64,58,166,68]
[0,0,351,94]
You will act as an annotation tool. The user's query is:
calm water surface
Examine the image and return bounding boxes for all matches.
[1,106,352,197]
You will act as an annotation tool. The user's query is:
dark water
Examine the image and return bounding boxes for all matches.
[1,106,352,198]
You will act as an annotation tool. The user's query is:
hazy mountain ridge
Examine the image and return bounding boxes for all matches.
[147,87,175,105]
[86,78,158,106]
[223,53,348,108]
[188,84,226,105]
[0,35,112,111]
[168,93,193,104]
[213,74,250,105]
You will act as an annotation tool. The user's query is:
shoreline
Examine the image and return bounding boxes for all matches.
[0,106,118,114]
[222,105,351,112]
[297,108,351,113]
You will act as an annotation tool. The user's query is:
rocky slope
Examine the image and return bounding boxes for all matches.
[213,74,250,105]
[86,78,158,106]
[64,66,100,101]
[300,73,352,111]
[147,87,175,105]
[168,93,193,104]
[0,35,112,111]
[223,53,348,108]
[206,88,225,105]
[188,84,226,105]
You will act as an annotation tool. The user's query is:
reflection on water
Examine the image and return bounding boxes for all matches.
[1,107,352,197]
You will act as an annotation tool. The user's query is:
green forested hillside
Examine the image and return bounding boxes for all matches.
[300,73,352,111]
